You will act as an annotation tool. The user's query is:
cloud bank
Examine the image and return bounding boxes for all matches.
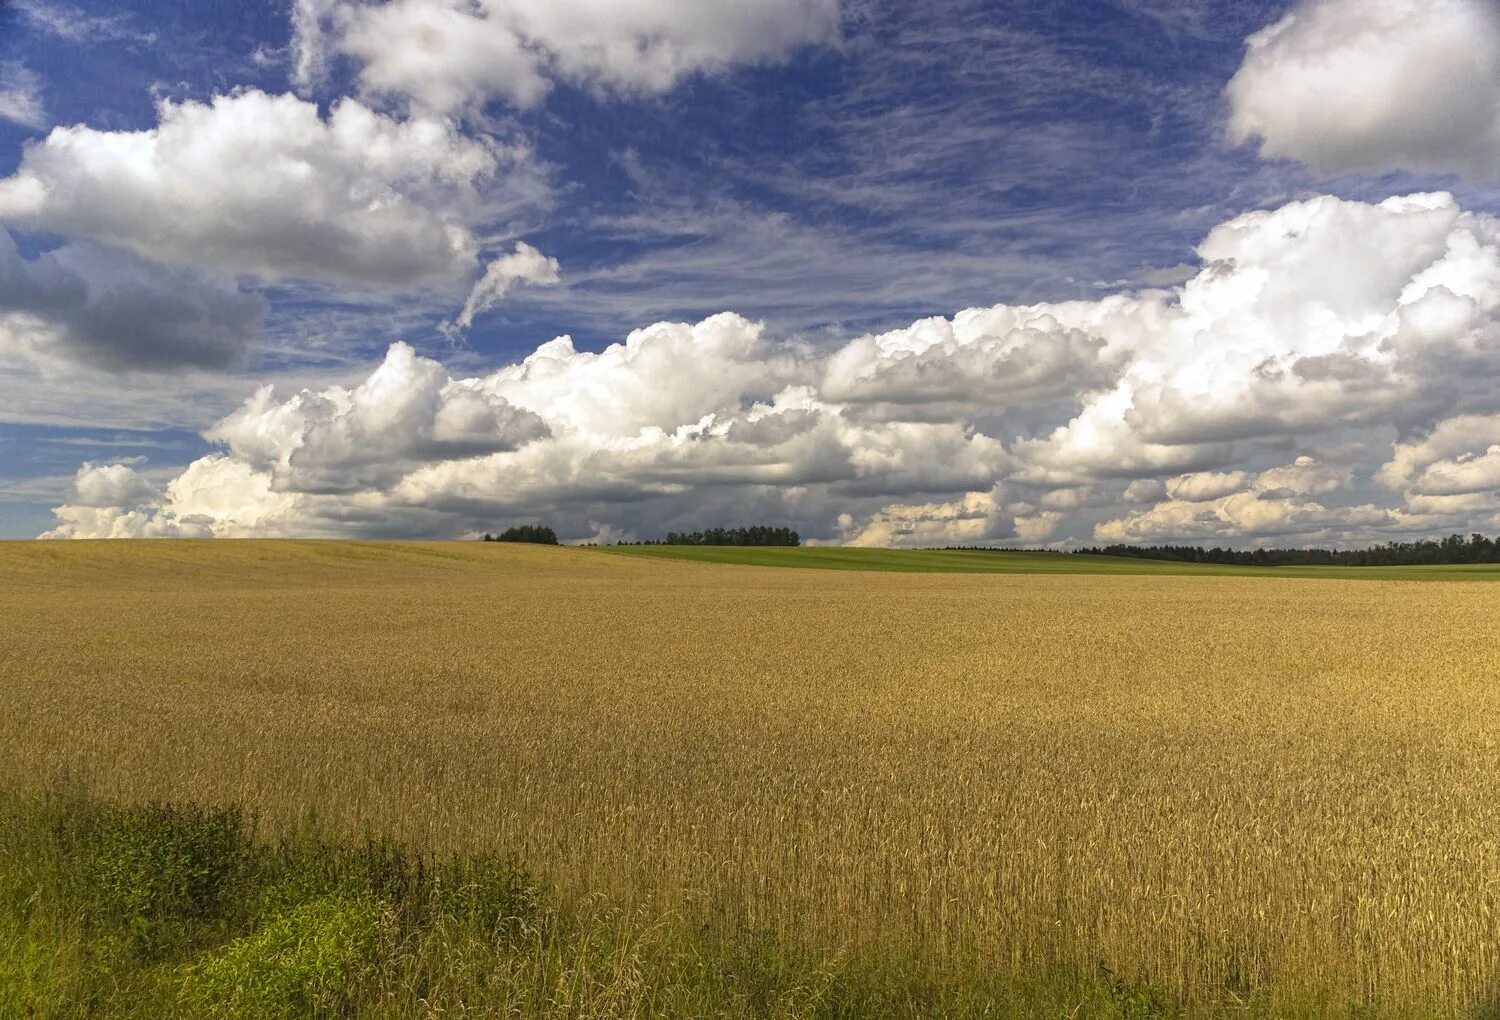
[44,192,1500,547]
[1227,0,1500,179]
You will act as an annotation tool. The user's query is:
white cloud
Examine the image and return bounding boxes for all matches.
[0,90,535,287]
[1013,510,1062,544]
[1227,0,1500,179]
[477,312,798,437]
[68,461,159,508]
[447,242,560,333]
[324,0,550,112]
[1165,471,1250,503]
[821,311,1120,417]
[840,491,1002,548]
[41,455,326,540]
[45,193,1500,546]
[42,505,190,540]
[207,341,550,494]
[1377,416,1500,490]
[1094,489,1396,545]
[297,0,841,114]
[1256,456,1351,498]
[0,62,44,128]
[292,0,335,87]
[1414,446,1500,497]
[1017,192,1500,484]
[1096,457,1365,543]
[1377,417,1500,505]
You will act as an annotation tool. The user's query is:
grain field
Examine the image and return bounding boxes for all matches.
[2,540,1498,1017]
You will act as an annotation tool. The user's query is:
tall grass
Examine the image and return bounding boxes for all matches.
[2,540,1499,1016]
[0,790,1185,1017]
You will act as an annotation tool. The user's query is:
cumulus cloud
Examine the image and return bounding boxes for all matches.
[0,90,533,287]
[296,0,841,113]
[1017,192,1500,486]
[821,311,1120,418]
[0,233,264,371]
[1227,0,1500,179]
[1165,471,1250,503]
[840,491,1002,548]
[1094,490,1397,545]
[1375,416,1500,517]
[1256,456,1352,498]
[1095,458,1372,544]
[1414,446,1500,497]
[45,192,1500,546]
[446,242,560,333]
[207,341,550,493]
[68,461,159,508]
[43,456,301,540]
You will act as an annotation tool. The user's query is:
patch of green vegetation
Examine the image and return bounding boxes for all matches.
[600,544,1500,580]
[188,893,384,1018]
[0,788,1446,1017]
[0,790,544,1018]
[54,800,253,958]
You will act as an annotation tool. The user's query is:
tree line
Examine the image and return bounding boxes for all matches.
[624,526,801,547]
[1078,533,1500,567]
[482,525,558,545]
[481,524,800,546]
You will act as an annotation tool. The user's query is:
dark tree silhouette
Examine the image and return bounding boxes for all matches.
[484,525,559,545]
[1075,534,1500,567]
[624,526,801,547]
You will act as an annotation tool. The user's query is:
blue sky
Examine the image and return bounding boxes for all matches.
[6,0,1500,545]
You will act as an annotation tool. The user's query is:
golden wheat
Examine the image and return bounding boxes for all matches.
[2,540,1498,1015]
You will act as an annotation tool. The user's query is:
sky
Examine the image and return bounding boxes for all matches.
[4,0,1500,547]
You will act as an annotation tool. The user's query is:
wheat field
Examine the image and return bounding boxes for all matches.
[3,540,1499,1016]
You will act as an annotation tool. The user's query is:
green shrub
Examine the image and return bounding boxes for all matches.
[188,893,384,1018]
[265,829,539,937]
[1100,963,1181,1019]
[428,855,539,937]
[54,801,253,954]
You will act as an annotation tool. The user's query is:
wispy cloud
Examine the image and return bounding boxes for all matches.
[0,62,44,128]
[15,0,156,45]
[491,0,1311,345]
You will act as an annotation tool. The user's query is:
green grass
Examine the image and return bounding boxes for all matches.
[5,787,1484,1017]
[7,539,1498,582]
[0,788,1226,1018]
[600,545,1500,580]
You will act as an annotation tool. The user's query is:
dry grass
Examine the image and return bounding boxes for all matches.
[2,540,1499,1016]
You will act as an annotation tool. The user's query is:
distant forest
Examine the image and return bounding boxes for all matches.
[1079,533,1500,567]
[625,526,801,547]
[482,525,559,545]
